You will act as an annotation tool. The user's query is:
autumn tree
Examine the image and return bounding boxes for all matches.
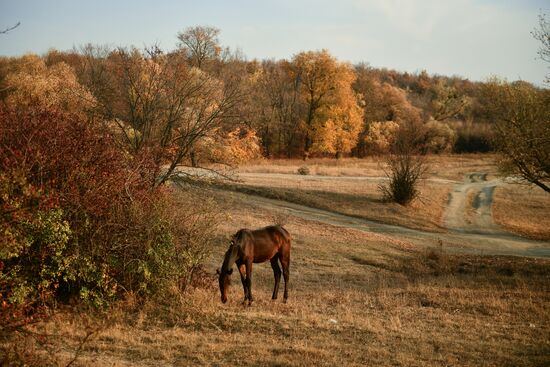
[73,45,239,184]
[290,50,363,158]
[353,65,423,156]
[251,60,304,157]
[363,120,400,155]
[483,79,550,193]
[430,79,470,121]
[177,26,222,70]
[3,54,95,116]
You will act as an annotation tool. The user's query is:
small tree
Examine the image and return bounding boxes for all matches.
[483,79,550,193]
[379,152,426,205]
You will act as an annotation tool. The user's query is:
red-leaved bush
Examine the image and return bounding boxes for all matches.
[1,106,214,323]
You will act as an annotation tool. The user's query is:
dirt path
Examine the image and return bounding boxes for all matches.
[443,173,502,234]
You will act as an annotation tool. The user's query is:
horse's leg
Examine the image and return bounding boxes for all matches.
[245,260,253,305]
[270,256,282,300]
[280,251,290,302]
[237,262,247,304]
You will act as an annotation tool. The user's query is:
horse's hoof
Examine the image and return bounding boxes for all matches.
[283,298,288,304]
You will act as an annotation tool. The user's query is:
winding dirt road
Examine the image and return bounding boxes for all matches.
[231,172,550,258]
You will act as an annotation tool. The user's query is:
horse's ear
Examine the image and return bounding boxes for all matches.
[227,268,233,275]
[216,268,221,275]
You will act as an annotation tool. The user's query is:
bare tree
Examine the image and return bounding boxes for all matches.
[483,79,550,193]
[255,60,302,157]
[80,46,241,186]
[177,26,221,69]
[532,13,550,84]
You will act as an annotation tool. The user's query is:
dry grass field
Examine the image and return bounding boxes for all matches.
[224,173,450,232]
[239,154,499,181]
[5,155,550,366]
[493,184,550,240]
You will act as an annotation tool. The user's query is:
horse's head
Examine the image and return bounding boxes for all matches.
[216,266,233,303]
[217,237,240,303]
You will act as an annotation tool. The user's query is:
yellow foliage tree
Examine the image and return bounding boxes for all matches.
[291,50,363,157]
[4,54,95,115]
[194,127,262,166]
[364,121,400,154]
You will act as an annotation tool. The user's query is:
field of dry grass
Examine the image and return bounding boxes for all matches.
[222,174,450,232]
[5,155,550,366]
[8,188,549,366]
[239,154,499,181]
[230,155,483,232]
[493,184,550,240]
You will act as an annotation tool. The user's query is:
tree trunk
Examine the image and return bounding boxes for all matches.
[190,151,198,168]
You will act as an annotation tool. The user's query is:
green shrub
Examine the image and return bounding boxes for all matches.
[107,188,220,299]
[1,209,72,306]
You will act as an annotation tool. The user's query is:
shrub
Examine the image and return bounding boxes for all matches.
[107,187,221,298]
[0,107,135,308]
[423,119,456,153]
[379,153,427,205]
[451,121,494,153]
[0,106,217,313]
[297,166,310,175]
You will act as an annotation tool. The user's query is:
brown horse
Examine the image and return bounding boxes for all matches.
[217,225,291,305]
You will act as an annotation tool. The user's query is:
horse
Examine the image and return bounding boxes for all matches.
[217,225,291,305]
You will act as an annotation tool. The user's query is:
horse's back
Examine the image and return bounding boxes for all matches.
[236,225,289,263]
[255,225,290,245]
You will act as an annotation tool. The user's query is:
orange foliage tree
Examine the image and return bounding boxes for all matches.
[290,50,363,158]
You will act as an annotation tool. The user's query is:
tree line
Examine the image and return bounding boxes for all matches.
[2,25,545,165]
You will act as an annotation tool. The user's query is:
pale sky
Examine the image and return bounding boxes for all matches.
[0,0,548,84]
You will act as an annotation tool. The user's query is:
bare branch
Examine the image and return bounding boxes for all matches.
[0,21,20,34]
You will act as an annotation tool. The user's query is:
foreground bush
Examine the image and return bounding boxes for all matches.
[0,107,218,323]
